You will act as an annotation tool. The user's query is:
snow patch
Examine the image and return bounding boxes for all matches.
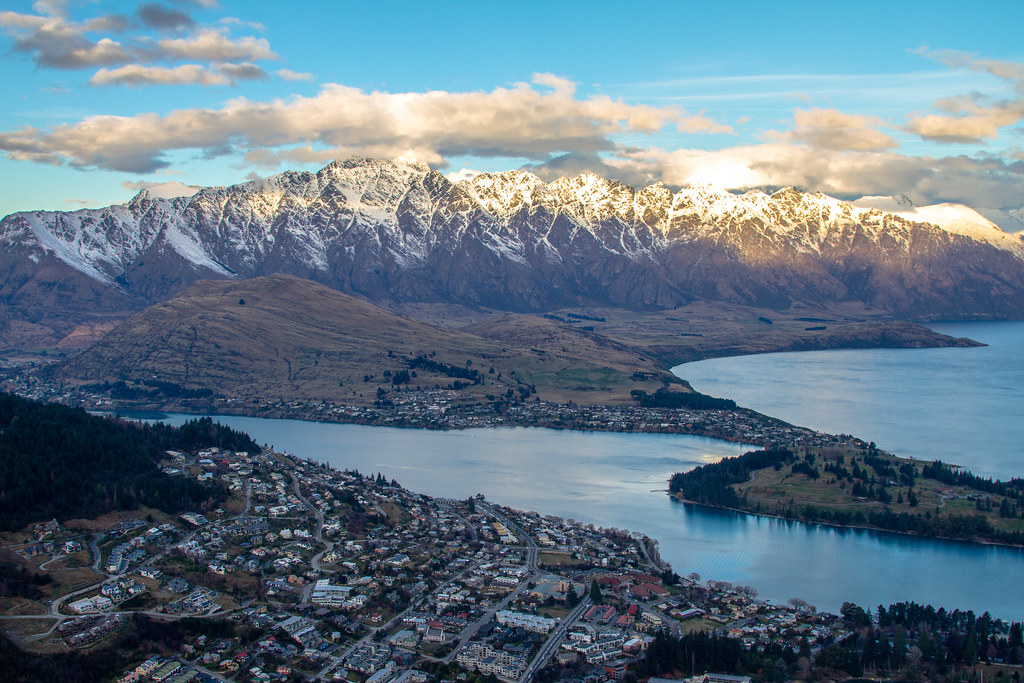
[859,201,1024,255]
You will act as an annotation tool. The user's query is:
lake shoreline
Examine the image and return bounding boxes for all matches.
[132,408,1024,618]
[64,320,1024,557]
[670,494,1024,551]
[105,396,1024,551]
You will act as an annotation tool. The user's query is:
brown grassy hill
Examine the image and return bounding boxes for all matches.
[47,275,673,406]
[460,313,684,401]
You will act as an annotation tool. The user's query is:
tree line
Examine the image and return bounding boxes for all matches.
[669,447,796,507]
[0,393,256,531]
[631,389,737,410]
[407,355,481,383]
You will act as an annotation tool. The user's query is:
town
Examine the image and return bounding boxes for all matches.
[5,373,868,453]
[1,441,855,683]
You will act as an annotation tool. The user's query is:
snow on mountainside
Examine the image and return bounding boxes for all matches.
[2,157,1024,336]
[975,207,1024,237]
[854,196,1024,257]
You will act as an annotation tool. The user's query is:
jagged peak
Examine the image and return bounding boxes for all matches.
[321,156,431,174]
[459,169,545,215]
[636,182,672,201]
[770,186,804,202]
[550,173,633,206]
[672,183,741,211]
[128,188,152,206]
[465,168,542,187]
[677,182,734,198]
[551,171,626,191]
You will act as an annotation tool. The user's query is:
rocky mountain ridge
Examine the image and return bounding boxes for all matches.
[2,157,1024,348]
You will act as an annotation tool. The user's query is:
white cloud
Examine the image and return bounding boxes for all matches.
[0,8,136,68]
[444,167,484,184]
[89,61,267,87]
[91,63,224,87]
[521,141,1024,210]
[907,50,1024,144]
[216,62,268,82]
[275,68,313,82]
[907,101,1024,144]
[136,2,195,31]
[609,143,1024,209]
[219,17,266,31]
[767,108,897,151]
[32,0,68,19]
[0,5,277,85]
[0,11,48,30]
[121,179,201,198]
[0,74,727,173]
[156,27,276,62]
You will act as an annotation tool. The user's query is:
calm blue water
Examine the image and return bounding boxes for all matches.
[154,409,1024,620]
[674,321,1024,480]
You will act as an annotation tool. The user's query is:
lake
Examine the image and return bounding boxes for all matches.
[674,320,1024,480]
[154,404,1024,620]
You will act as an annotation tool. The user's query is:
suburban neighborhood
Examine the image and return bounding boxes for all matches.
[1,442,855,682]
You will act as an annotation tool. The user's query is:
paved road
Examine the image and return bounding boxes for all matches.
[477,502,538,570]
[520,597,592,682]
[89,534,104,573]
[636,534,665,573]
[441,572,534,664]
[290,473,325,543]
[243,481,253,515]
[290,473,337,585]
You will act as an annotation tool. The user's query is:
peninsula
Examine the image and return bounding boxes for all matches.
[670,444,1024,548]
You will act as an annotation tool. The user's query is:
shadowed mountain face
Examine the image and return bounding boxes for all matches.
[3,157,1024,348]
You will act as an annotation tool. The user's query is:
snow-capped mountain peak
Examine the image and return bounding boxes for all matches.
[2,157,1024,329]
[854,195,1024,256]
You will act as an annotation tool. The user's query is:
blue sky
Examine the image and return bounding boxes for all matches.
[1,0,1023,217]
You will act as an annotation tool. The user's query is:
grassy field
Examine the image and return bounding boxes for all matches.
[43,566,102,600]
[678,617,720,635]
[537,551,586,568]
[1,617,58,638]
[0,597,47,616]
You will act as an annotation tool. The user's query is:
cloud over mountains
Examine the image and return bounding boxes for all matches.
[1,4,1024,213]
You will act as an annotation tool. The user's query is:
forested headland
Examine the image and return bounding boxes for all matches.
[0,392,258,531]
[669,445,1024,547]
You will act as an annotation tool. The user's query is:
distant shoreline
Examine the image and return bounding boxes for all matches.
[669,493,1024,551]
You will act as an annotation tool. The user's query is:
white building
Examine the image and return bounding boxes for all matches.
[496,609,558,633]
[310,579,353,608]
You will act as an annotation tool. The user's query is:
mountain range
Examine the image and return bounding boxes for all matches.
[2,157,1023,350]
